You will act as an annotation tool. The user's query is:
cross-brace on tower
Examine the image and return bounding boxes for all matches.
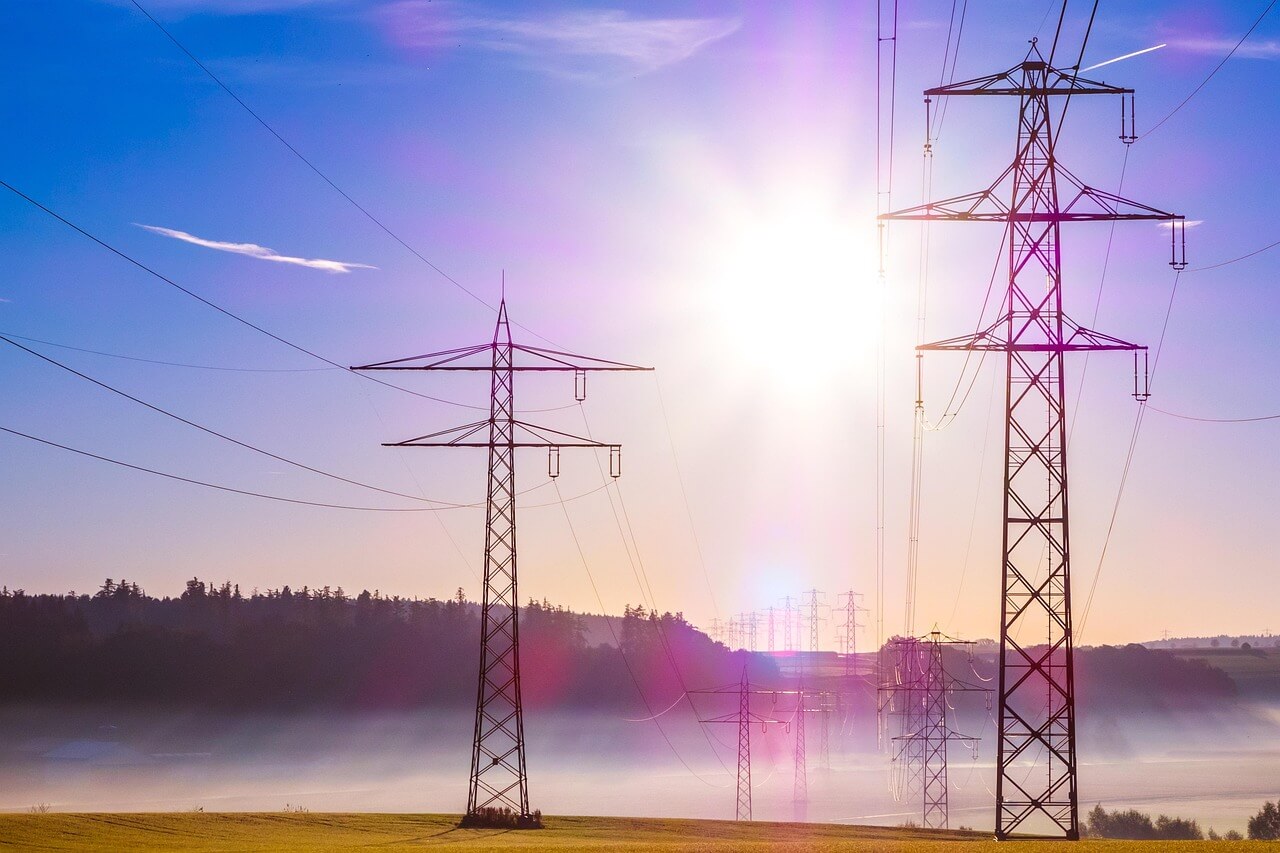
[880,43,1185,839]
[690,667,792,821]
[880,632,989,830]
[354,298,649,826]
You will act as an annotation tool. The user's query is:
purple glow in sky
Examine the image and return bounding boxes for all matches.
[1,1,1279,647]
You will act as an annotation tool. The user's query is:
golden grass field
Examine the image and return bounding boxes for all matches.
[0,813,1259,852]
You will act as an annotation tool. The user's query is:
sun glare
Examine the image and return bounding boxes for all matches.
[700,197,881,390]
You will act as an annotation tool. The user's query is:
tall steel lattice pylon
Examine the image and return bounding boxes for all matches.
[354,298,650,825]
[881,632,988,829]
[881,43,1185,839]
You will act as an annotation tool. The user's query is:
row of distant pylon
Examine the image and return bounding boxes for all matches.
[706,589,868,657]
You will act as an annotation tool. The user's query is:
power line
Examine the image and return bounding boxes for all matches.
[1142,0,1279,139]
[551,478,726,789]
[1189,236,1280,272]
[1147,406,1280,424]
[0,327,575,414]
[651,373,719,619]
[1078,269,1184,639]
[0,425,432,512]
[575,403,733,776]
[124,0,560,349]
[0,332,335,373]
[0,422,608,514]
[0,332,465,507]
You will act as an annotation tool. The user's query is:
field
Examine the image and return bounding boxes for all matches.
[0,814,1256,852]
[1170,647,1280,695]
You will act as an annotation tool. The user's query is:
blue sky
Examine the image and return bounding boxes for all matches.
[2,0,1279,646]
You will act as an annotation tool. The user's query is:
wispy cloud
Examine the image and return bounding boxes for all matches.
[382,2,740,80]
[1169,38,1280,60]
[104,0,343,14]
[137,224,376,274]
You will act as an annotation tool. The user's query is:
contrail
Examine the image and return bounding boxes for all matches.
[1080,43,1166,73]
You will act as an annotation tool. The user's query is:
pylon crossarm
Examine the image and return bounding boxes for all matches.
[509,420,613,447]
[925,63,1131,98]
[512,344,653,371]
[354,342,651,372]
[351,344,491,370]
[1059,185,1183,221]
[387,419,618,448]
[878,182,1013,222]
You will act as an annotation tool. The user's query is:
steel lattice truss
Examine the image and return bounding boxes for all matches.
[880,44,1184,839]
[690,669,795,821]
[881,633,987,830]
[354,299,648,823]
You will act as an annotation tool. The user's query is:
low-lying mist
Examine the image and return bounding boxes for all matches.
[3,700,1278,835]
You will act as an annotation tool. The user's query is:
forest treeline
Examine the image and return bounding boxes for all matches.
[0,578,763,711]
[0,579,1239,712]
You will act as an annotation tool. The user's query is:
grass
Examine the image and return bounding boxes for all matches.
[0,813,1255,851]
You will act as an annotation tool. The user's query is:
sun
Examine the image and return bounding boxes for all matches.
[698,193,882,391]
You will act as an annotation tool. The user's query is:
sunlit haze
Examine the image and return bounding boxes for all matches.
[3,0,1279,651]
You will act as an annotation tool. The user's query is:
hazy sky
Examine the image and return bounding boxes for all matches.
[2,1,1278,647]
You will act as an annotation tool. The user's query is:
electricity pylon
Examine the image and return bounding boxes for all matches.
[837,590,868,677]
[781,595,795,652]
[880,43,1185,839]
[354,298,649,826]
[800,589,825,653]
[793,684,807,804]
[691,668,791,821]
[881,631,988,830]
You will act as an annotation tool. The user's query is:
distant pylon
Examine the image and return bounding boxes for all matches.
[793,684,807,804]
[781,595,795,652]
[881,631,988,829]
[746,611,758,652]
[879,42,1185,839]
[708,618,724,644]
[801,589,825,653]
[837,590,867,677]
[735,671,751,820]
[691,667,789,821]
[354,297,650,825]
[767,606,777,652]
[816,693,831,771]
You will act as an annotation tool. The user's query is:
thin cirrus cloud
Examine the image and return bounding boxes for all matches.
[137,224,377,274]
[1170,38,1280,60]
[381,2,741,79]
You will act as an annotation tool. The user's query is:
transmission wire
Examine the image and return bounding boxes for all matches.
[1142,0,1280,140]
[0,425,437,513]
[124,0,560,349]
[0,333,474,506]
[552,479,728,789]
